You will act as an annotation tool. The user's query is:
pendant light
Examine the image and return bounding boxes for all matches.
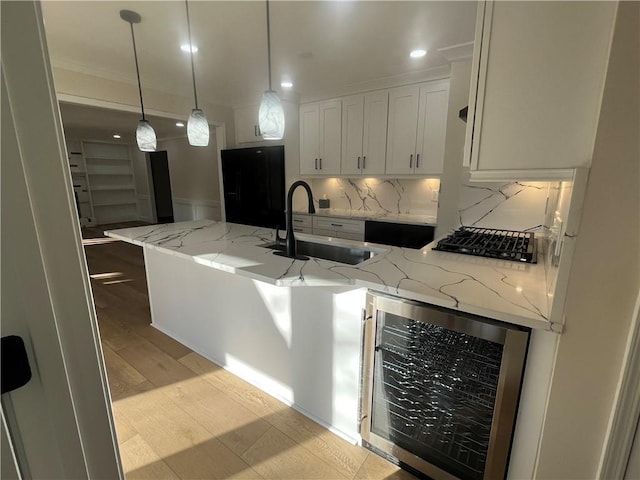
[184,0,209,146]
[258,0,285,140]
[120,10,156,152]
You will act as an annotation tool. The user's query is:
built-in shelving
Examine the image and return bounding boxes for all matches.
[81,141,139,225]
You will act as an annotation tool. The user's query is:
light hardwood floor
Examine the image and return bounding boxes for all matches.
[83,223,416,480]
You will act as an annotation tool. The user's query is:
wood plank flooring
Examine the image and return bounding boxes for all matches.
[83,223,416,480]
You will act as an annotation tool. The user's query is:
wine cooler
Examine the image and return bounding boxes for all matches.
[360,292,530,480]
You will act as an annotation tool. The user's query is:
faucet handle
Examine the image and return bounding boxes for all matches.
[275,225,286,247]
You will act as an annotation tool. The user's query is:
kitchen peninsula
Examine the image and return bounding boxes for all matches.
[106,220,551,328]
[106,219,557,460]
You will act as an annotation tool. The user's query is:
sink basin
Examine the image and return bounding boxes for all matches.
[261,239,380,265]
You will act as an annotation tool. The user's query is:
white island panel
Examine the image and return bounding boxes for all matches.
[144,246,366,442]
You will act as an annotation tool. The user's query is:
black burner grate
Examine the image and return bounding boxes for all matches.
[433,227,537,263]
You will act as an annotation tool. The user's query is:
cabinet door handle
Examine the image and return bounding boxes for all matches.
[70,164,78,168]
[357,156,361,169]
[409,154,413,168]
[254,125,258,137]
[315,158,318,170]
[293,218,303,223]
[330,223,343,227]
[416,153,420,168]
[363,156,366,169]
[319,158,322,169]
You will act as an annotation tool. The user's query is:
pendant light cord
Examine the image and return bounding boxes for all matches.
[185,0,199,109]
[129,22,146,121]
[266,0,272,91]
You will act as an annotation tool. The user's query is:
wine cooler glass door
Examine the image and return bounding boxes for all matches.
[361,293,529,480]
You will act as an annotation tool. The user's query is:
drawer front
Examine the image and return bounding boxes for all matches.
[313,216,364,235]
[337,231,364,241]
[312,227,364,242]
[292,214,312,228]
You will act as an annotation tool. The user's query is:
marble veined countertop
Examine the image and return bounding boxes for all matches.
[293,208,437,225]
[105,220,551,330]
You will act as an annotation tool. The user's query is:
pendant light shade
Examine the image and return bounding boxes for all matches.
[259,90,285,140]
[136,120,157,152]
[187,108,209,146]
[120,10,156,152]
[258,0,285,140]
[184,0,209,146]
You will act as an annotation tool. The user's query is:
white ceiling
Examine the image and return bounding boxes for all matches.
[43,1,477,141]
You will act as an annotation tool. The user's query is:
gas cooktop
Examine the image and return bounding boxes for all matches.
[433,227,537,263]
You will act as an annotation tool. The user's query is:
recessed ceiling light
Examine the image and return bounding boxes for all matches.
[176,122,185,127]
[410,49,427,58]
[113,134,121,139]
[281,81,293,89]
[180,44,198,53]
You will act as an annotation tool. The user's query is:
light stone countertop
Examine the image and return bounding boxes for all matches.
[293,208,437,225]
[105,220,551,331]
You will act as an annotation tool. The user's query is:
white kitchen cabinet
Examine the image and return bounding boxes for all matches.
[341,91,388,176]
[291,214,312,234]
[415,82,449,175]
[464,1,617,179]
[299,100,342,175]
[385,85,420,175]
[312,216,364,241]
[386,80,449,176]
[292,213,365,241]
[234,104,263,143]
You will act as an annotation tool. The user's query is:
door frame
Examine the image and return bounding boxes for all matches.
[598,289,640,478]
[1,1,121,477]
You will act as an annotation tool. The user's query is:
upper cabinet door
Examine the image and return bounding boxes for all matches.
[415,82,449,175]
[318,100,342,175]
[341,95,365,176]
[385,85,420,175]
[362,90,389,175]
[341,91,388,176]
[234,105,263,144]
[465,0,617,179]
[299,103,320,175]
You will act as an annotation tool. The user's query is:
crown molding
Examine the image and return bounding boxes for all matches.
[300,64,451,104]
[437,42,474,62]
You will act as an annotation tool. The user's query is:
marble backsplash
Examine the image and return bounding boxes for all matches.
[456,176,553,232]
[307,176,555,232]
[310,178,441,217]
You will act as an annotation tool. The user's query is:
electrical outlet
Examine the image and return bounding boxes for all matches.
[431,190,439,202]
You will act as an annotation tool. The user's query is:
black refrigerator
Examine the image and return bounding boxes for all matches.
[221,145,286,229]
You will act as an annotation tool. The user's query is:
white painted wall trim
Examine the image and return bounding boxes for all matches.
[598,289,640,478]
[56,93,225,129]
[216,124,227,222]
[137,194,153,222]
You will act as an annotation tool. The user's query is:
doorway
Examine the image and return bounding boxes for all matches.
[148,151,174,223]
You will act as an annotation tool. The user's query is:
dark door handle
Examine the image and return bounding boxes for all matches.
[1,336,32,394]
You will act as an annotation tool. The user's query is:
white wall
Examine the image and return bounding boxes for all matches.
[157,134,221,222]
[536,3,640,478]
[52,67,236,147]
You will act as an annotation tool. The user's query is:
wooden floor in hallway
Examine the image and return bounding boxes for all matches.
[82,222,416,480]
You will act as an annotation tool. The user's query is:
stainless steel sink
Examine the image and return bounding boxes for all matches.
[261,239,380,265]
